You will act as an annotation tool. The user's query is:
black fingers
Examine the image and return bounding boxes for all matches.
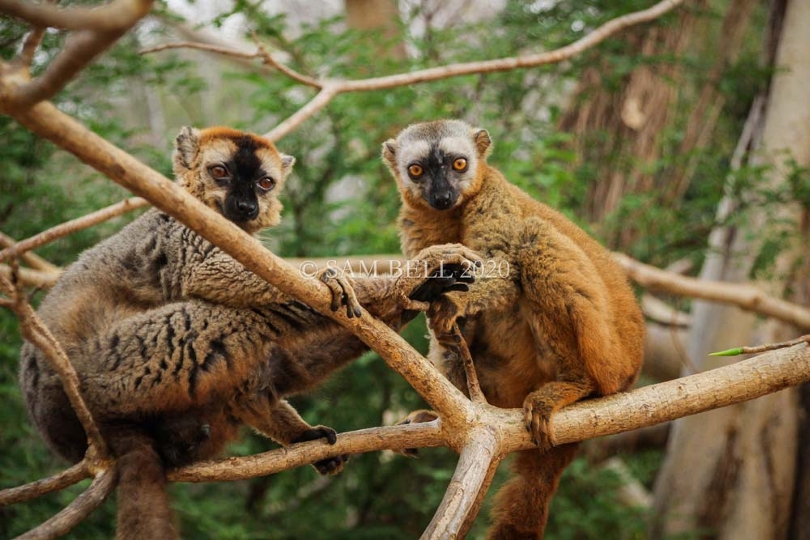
[291,425,338,445]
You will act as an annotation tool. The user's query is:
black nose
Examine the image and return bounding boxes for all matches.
[431,192,454,210]
[237,200,259,220]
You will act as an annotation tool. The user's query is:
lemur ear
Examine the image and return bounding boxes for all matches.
[280,154,295,175]
[473,129,492,159]
[382,139,397,167]
[174,126,201,169]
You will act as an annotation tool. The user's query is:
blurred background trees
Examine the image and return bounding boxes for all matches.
[1,0,808,538]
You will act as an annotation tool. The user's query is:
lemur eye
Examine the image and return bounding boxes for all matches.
[407,164,424,179]
[257,177,276,191]
[452,158,468,172]
[208,164,229,180]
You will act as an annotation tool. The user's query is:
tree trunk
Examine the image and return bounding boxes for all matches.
[651,0,809,537]
[345,0,406,60]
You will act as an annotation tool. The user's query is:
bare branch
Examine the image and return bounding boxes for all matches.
[146,0,686,141]
[0,232,60,273]
[0,462,90,507]
[0,0,154,108]
[263,0,686,140]
[614,252,810,330]
[0,197,148,265]
[16,27,46,69]
[0,271,109,460]
[139,41,260,60]
[451,322,487,403]
[0,264,60,288]
[173,343,810,485]
[0,0,149,31]
[424,427,503,539]
[15,468,116,540]
[169,421,444,483]
[265,85,340,142]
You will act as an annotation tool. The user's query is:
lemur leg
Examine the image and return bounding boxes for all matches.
[236,394,348,475]
[81,301,281,418]
[487,444,578,540]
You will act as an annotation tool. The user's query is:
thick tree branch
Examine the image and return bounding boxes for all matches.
[0,0,154,108]
[171,343,810,482]
[0,0,149,32]
[614,252,810,330]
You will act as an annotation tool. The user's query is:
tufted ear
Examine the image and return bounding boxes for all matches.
[382,139,397,168]
[174,126,201,169]
[280,154,295,175]
[472,129,492,159]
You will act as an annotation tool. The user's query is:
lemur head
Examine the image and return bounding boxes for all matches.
[173,126,295,233]
[382,119,492,212]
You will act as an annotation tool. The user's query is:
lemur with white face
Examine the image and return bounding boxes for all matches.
[384,119,644,539]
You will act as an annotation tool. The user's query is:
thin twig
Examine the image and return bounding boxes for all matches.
[16,26,46,69]
[0,231,60,272]
[139,40,259,59]
[451,322,487,404]
[0,461,90,507]
[139,0,685,141]
[710,334,810,357]
[0,197,148,264]
[15,468,116,540]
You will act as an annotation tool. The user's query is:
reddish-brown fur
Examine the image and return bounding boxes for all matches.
[384,120,644,538]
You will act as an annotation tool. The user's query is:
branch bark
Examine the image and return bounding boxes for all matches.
[0,462,90,507]
[15,468,116,540]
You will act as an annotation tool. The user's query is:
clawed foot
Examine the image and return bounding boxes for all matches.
[395,410,439,457]
[291,425,350,475]
[426,290,470,337]
[523,395,555,451]
[318,267,362,318]
[395,243,482,311]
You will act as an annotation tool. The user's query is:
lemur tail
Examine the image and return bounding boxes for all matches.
[109,428,179,540]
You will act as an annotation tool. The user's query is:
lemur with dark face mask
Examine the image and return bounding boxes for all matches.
[19,126,479,540]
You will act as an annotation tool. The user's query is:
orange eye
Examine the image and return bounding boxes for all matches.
[209,164,229,179]
[452,158,468,171]
[407,164,424,178]
[257,177,276,191]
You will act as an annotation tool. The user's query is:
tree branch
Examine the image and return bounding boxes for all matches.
[171,343,810,483]
[0,270,110,460]
[0,0,154,108]
[0,0,149,31]
[614,252,810,330]
[0,197,148,265]
[15,468,116,540]
[0,232,60,273]
[0,462,90,507]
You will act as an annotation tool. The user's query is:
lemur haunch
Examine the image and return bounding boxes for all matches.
[19,126,479,540]
[383,119,644,539]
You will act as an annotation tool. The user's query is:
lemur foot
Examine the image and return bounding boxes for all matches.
[292,425,350,475]
[522,394,556,452]
[318,267,362,318]
[395,243,482,311]
[395,409,439,457]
